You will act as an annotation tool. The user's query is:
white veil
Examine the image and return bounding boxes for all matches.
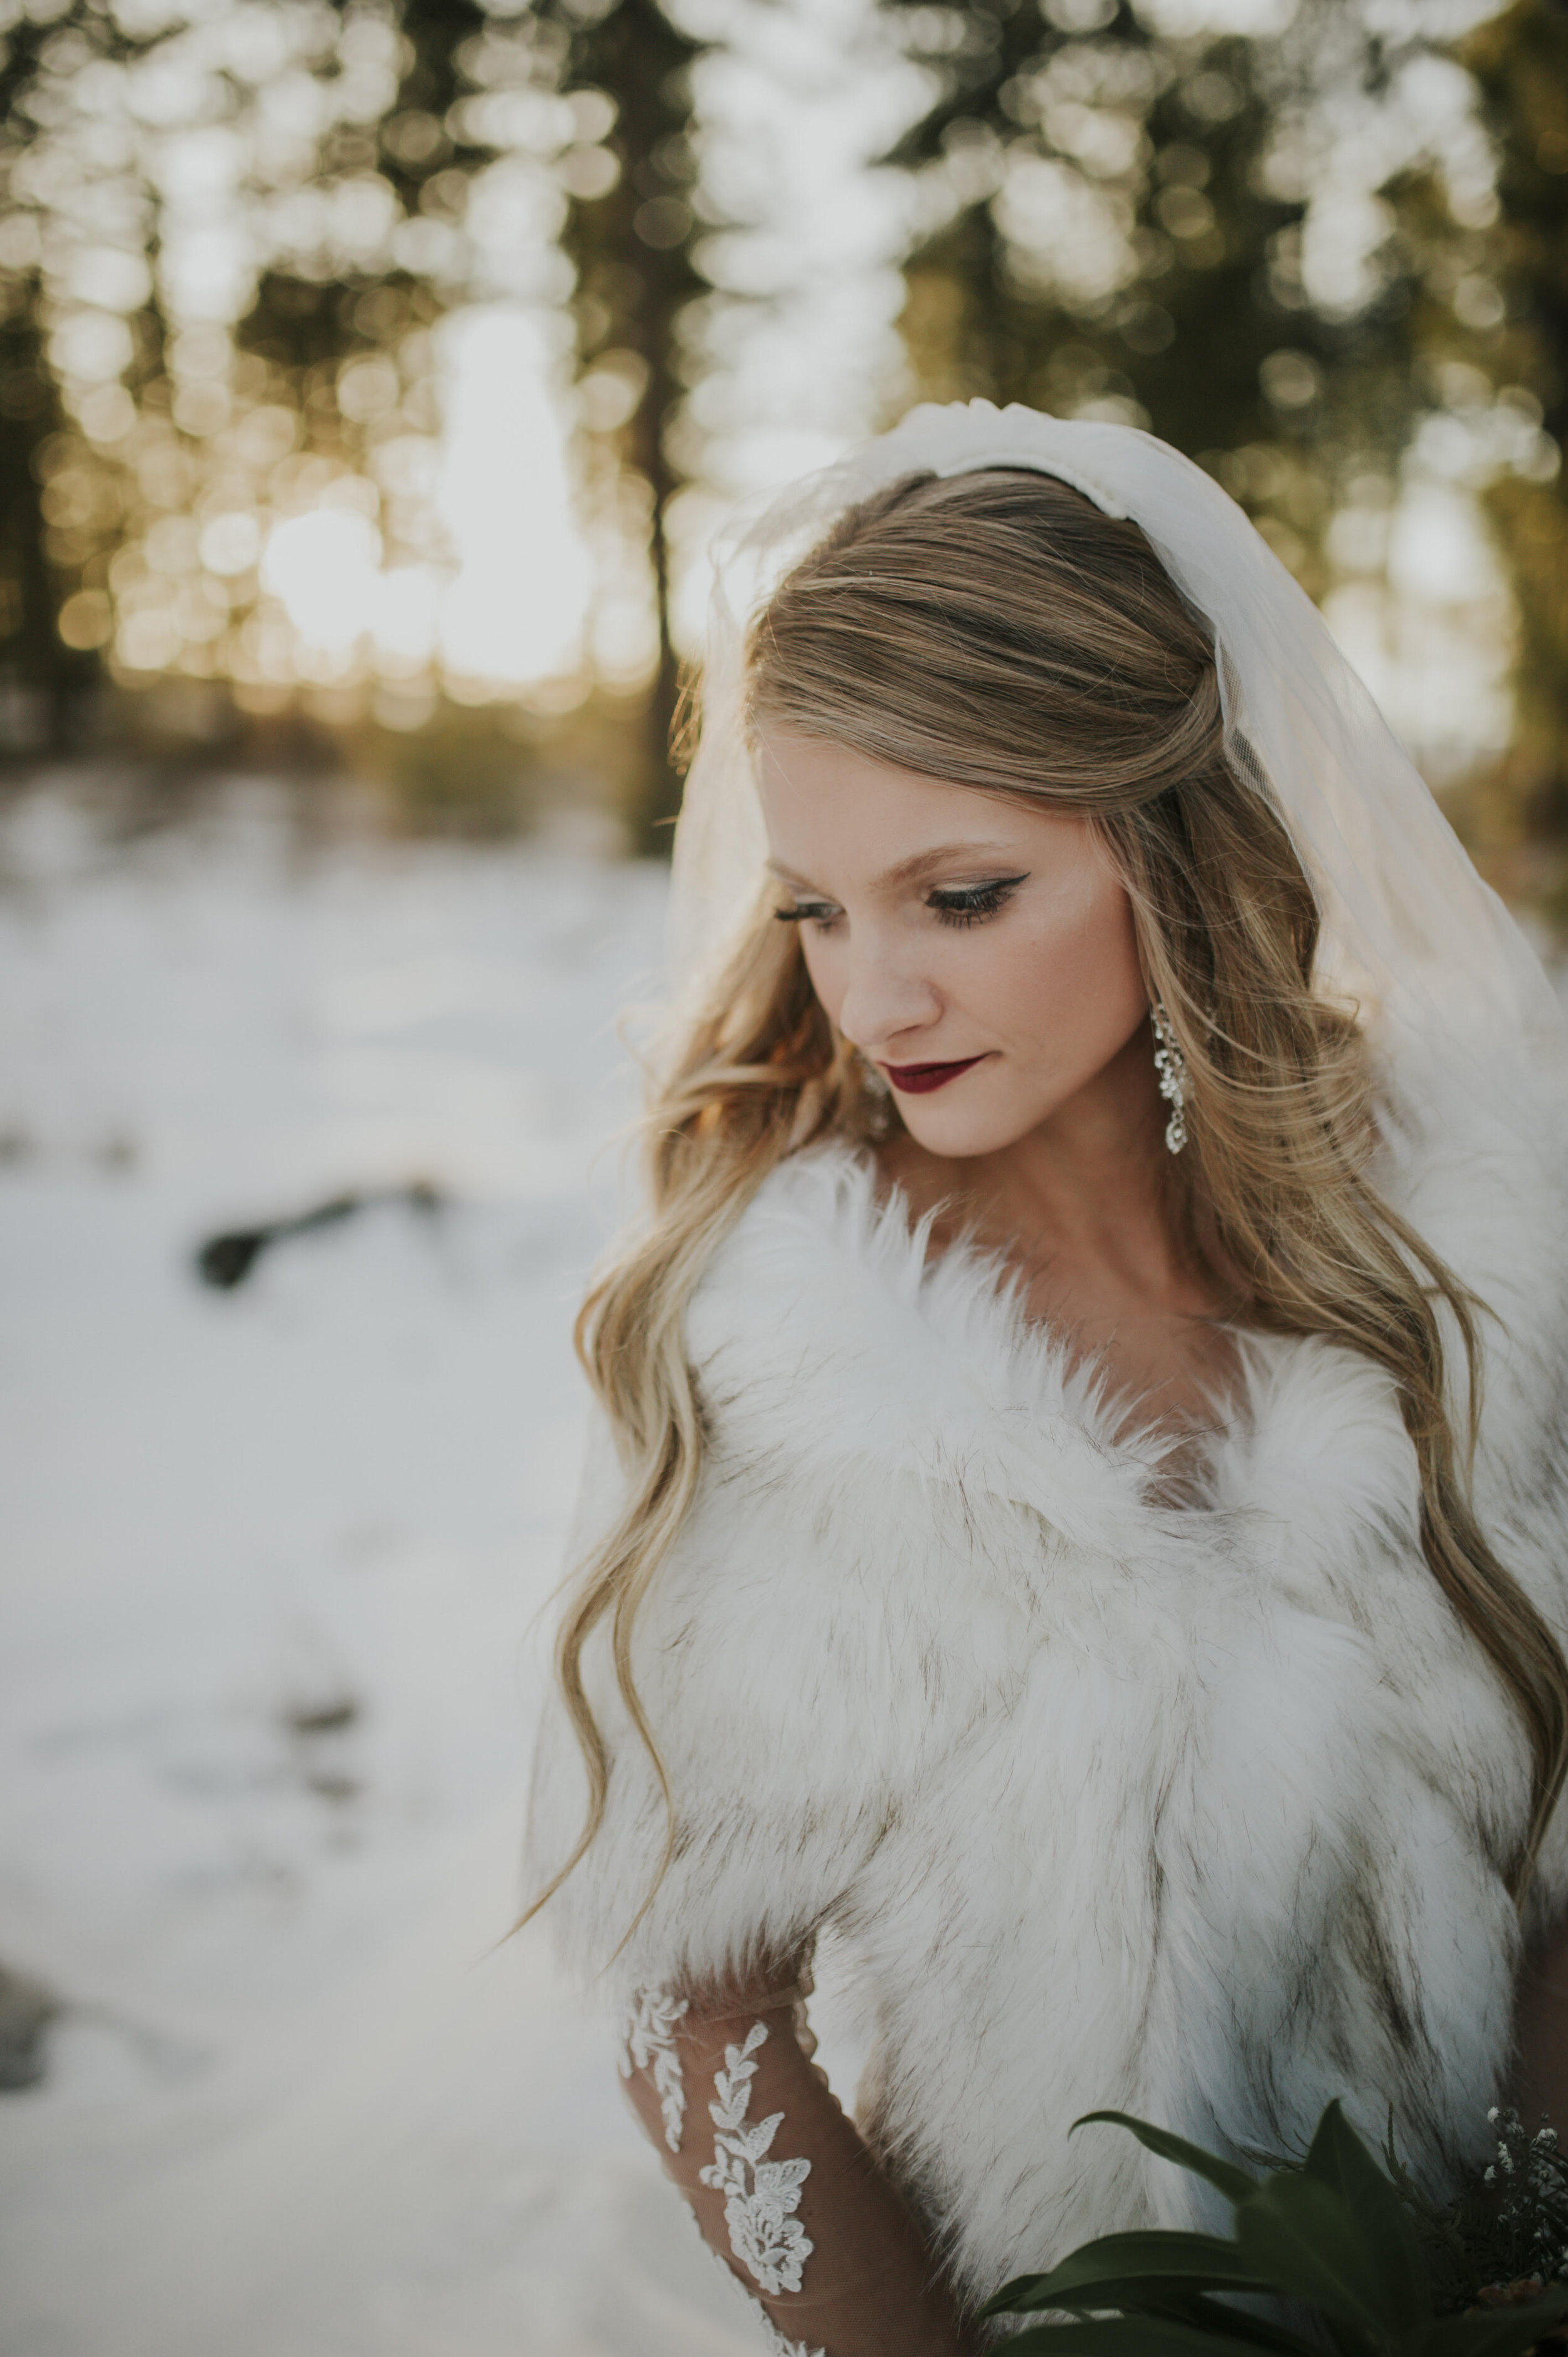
[668,398,1568,1143]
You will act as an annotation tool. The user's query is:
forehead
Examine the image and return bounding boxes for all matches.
[755,726,1092,883]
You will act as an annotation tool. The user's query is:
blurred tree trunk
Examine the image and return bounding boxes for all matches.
[0,297,77,752]
[0,18,87,753]
[551,0,707,855]
[1459,0,1568,886]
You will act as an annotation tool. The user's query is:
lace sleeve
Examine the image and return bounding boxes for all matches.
[618,1974,977,2357]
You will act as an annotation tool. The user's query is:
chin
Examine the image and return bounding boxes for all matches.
[892,1083,1044,1160]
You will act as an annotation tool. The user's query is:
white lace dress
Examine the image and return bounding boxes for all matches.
[615,1967,972,2356]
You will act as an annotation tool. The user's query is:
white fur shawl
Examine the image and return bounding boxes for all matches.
[526,1066,1568,2304]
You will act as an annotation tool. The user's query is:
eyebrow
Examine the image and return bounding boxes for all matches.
[766,842,1026,893]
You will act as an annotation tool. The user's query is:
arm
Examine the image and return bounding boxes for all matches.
[1512,1913,1568,2128]
[620,1972,980,2357]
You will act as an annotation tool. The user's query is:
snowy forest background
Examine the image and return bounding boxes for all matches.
[3,2,1568,2353]
[1,0,1566,874]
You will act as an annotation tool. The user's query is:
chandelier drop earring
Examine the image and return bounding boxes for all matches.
[1150,1000,1189,1156]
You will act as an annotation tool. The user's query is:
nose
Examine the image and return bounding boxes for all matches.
[836,942,943,1059]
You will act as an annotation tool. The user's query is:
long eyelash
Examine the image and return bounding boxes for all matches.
[928,874,1029,929]
[773,876,1027,930]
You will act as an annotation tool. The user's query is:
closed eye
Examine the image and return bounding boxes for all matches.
[926,874,1029,928]
[773,898,840,929]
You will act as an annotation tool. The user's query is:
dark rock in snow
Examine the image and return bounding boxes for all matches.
[0,1961,60,2091]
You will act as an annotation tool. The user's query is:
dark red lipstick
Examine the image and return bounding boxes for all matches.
[882,1055,987,1095]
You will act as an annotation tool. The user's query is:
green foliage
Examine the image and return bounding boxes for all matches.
[1387,2110,1568,2317]
[983,2100,1568,2357]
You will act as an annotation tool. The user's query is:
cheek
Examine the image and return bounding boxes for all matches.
[992,874,1147,1060]
[798,930,844,1022]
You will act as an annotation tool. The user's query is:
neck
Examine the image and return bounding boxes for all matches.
[888,1021,1198,1307]
[983,1024,1179,1279]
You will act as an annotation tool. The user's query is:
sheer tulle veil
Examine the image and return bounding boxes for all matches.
[667,398,1568,1154]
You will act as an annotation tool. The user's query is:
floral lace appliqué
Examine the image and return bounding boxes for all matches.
[764,2329,825,2357]
[618,1984,690,2152]
[694,2232,824,2357]
[698,2019,814,2297]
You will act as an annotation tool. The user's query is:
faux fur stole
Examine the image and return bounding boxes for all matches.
[660,1051,1568,1925]
[520,1050,1568,2292]
[529,1049,1568,1979]
[684,1063,1568,1619]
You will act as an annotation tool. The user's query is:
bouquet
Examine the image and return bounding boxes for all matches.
[984,2102,1568,2355]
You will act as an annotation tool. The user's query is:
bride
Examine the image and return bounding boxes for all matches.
[524,401,1568,2354]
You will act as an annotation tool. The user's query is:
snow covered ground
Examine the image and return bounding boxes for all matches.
[0,779,785,2356]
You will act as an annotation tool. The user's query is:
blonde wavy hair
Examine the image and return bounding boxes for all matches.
[529,466,1568,1932]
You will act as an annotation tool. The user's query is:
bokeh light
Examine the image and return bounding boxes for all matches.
[0,0,1555,807]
